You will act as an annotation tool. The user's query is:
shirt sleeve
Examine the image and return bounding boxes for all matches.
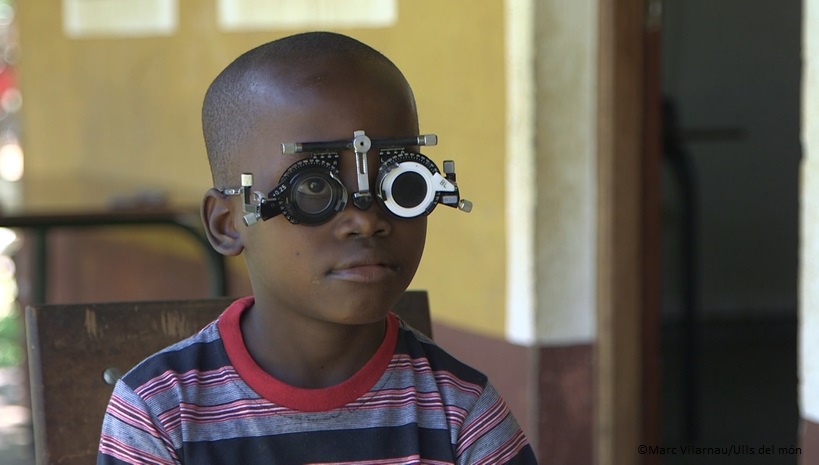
[455,382,539,465]
[97,379,179,465]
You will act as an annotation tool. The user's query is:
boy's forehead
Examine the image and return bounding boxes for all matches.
[266,52,396,82]
[249,54,411,101]
[227,55,418,171]
[254,69,416,134]
[235,75,417,167]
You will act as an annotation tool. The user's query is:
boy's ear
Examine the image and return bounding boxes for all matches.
[201,188,244,256]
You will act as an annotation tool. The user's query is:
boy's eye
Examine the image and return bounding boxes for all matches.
[295,176,333,214]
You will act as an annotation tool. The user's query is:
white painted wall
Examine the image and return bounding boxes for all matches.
[800,0,819,424]
[504,0,598,346]
[504,0,537,345]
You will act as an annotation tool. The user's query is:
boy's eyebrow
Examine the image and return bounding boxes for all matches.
[281,134,437,155]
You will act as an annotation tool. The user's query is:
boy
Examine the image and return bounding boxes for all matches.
[98,32,537,464]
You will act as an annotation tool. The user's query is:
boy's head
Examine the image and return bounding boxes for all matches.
[200,32,427,325]
[202,31,418,188]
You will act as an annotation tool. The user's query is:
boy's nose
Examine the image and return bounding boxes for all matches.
[332,143,392,237]
[334,201,392,238]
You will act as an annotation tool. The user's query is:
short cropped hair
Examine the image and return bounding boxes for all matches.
[202,32,406,187]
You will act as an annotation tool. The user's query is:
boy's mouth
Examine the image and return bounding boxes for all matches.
[328,255,399,283]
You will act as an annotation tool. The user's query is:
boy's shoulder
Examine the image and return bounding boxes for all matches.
[118,303,233,391]
[393,318,489,391]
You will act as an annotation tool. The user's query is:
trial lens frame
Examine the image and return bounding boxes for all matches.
[224,130,473,226]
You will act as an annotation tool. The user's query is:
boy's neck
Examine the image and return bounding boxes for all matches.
[239,299,388,389]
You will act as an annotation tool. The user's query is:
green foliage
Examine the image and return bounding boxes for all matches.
[0,303,21,366]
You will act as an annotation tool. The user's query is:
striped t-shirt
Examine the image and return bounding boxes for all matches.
[98,297,538,464]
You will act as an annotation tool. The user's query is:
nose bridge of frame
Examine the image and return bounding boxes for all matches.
[335,149,379,205]
[351,130,374,210]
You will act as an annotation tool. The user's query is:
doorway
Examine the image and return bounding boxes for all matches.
[659,1,801,463]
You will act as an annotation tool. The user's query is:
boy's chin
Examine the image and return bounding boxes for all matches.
[315,292,403,326]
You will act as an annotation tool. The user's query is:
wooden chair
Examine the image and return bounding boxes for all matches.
[25,291,430,465]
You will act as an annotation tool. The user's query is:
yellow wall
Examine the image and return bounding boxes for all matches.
[17,1,508,337]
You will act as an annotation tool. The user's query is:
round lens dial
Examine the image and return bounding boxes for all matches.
[377,150,441,218]
[273,155,348,224]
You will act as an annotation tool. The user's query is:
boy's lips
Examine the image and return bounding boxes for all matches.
[328,254,399,283]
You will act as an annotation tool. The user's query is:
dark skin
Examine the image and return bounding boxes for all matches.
[201,57,426,389]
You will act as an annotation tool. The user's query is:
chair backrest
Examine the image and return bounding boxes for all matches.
[25,291,430,465]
